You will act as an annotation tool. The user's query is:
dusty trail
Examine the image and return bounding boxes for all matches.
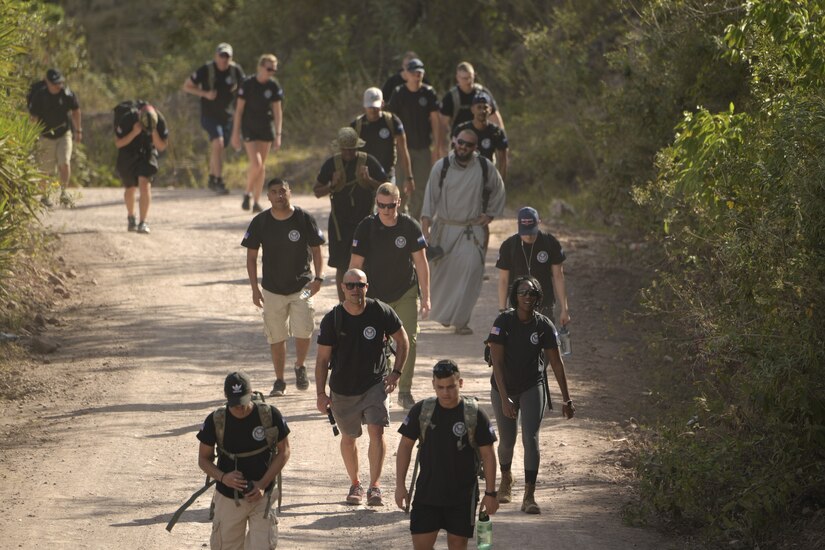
[0,187,676,549]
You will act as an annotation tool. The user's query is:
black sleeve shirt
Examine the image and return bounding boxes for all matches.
[486,311,558,395]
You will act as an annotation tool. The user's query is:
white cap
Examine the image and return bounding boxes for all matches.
[363,87,383,108]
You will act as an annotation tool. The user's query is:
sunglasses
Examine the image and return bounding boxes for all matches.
[433,361,459,377]
[264,66,276,73]
[517,288,541,297]
[456,138,477,148]
[377,201,397,210]
[218,53,231,59]
[344,281,367,290]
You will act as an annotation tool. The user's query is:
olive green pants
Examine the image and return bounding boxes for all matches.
[388,284,419,393]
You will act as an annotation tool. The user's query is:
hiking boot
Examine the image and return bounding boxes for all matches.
[366,486,384,506]
[346,483,364,505]
[521,482,540,514]
[127,216,137,232]
[294,365,309,391]
[498,471,514,503]
[208,175,217,191]
[242,193,251,210]
[59,189,74,208]
[397,392,416,410]
[137,221,151,234]
[269,379,287,397]
[455,326,473,335]
[252,202,263,213]
[214,178,230,195]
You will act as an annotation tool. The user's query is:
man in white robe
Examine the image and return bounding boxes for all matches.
[421,129,505,334]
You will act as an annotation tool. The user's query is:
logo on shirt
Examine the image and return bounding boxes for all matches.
[452,422,467,437]
[537,251,549,263]
[264,89,273,99]
[395,236,407,248]
[530,332,539,345]
[379,128,391,139]
[226,75,234,85]
[481,138,492,150]
[363,326,377,340]
[288,230,301,242]
[490,326,501,336]
[252,426,266,441]
[418,97,428,107]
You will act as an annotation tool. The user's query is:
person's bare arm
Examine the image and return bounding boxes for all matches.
[479,444,499,515]
[315,344,333,413]
[395,435,416,510]
[490,110,505,130]
[71,109,82,142]
[183,77,217,101]
[246,247,263,307]
[114,122,141,149]
[497,268,510,311]
[552,263,570,326]
[349,253,364,270]
[430,111,445,160]
[271,101,283,151]
[395,131,414,197]
[230,97,245,150]
[546,347,574,418]
[490,342,516,419]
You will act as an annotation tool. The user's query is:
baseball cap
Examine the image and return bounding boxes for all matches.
[363,87,383,108]
[517,207,540,236]
[406,58,425,73]
[46,68,65,84]
[224,371,252,406]
[216,42,233,57]
[472,92,491,105]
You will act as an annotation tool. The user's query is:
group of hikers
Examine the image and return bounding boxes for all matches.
[29,45,575,550]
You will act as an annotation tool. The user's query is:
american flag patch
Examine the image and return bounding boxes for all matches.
[417,235,426,245]
[402,415,410,426]
[352,239,359,247]
[490,326,501,336]
[243,231,250,240]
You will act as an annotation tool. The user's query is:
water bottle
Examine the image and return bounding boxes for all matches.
[477,510,492,549]
[558,326,572,356]
[300,288,311,300]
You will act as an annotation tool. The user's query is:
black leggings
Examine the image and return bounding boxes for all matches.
[490,384,546,474]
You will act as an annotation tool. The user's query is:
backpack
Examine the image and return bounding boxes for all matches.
[437,154,492,211]
[205,60,243,93]
[354,112,398,169]
[418,396,482,474]
[26,80,47,112]
[113,100,142,131]
[329,151,369,242]
[449,83,483,130]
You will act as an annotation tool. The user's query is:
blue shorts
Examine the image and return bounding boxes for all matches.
[200,115,232,145]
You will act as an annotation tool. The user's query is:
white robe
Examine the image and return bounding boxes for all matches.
[422,153,505,327]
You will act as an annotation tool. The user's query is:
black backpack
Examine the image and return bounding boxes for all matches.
[26,80,47,112]
[112,100,144,131]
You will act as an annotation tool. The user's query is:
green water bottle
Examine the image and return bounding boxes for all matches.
[477,510,492,549]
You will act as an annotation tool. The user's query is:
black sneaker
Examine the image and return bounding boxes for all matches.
[242,194,251,211]
[269,379,287,397]
[214,178,230,195]
[294,366,309,390]
[127,216,137,232]
[252,202,263,213]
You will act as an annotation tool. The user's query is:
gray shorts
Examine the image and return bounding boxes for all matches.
[331,382,390,438]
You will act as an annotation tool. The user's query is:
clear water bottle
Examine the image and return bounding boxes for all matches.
[477,510,492,549]
[300,288,311,300]
[558,326,572,356]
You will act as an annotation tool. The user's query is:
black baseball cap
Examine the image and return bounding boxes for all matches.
[224,371,252,406]
[472,92,491,105]
[46,68,65,84]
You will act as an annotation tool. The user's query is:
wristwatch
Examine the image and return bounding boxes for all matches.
[313,276,324,282]
[484,490,497,497]
[391,369,403,376]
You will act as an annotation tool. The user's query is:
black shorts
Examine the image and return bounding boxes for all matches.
[410,500,477,539]
[117,155,158,188]
[242,124,275,142]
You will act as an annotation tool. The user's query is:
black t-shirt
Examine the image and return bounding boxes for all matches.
[317,299,402,396]
[440,85,499,131]
[29,85,80,138]
[350,113,405,173]
[351,214,426,303]
[241,207,325,295]
[317,154,387,227]
[496,231,565,306]
[453,121,508,161]
[398,399,496,506]
[386,85,440,149]
[381,71,432,104]
[197,404,290,499]
[115,107,170,168]
[486,311,558,395]
[238,76,284,132]
[189,61,245,123]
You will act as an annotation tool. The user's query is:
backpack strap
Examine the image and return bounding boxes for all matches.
[214,406,227,450]
[418,397,438,445]
[479,156,491,212]
[463,396,479,452]
[437,156,450,191]
[354,114,365,137]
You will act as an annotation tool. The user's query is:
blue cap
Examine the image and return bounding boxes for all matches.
[517,207,540,236]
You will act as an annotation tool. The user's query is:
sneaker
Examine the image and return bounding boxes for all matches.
[397,392,416,410]
[346,483,364,505]
[214,178,230,195]
[242,193,251,210]
[294,365,309,391]
[269,379,287,397]
[455,326,473,335]
[366,486,384,506]
[127,216,137,232]
[252,202,263,213]
[137,221,150,234]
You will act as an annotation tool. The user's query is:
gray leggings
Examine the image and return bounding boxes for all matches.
[490,384,546,472]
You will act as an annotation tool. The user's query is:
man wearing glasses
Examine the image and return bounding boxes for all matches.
[314,269,409,507]
[28,68,82,207]
[421,129,505,335]
[184,43,245,195]
[349,183,431,410]
[395,360,499,549]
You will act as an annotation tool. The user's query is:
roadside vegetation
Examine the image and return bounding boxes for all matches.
[1,0,822,545]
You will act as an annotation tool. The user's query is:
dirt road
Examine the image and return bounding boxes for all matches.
[0,187,676,549]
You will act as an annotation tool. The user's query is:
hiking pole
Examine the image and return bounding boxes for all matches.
[327,407,339,436]
[406,447,420,514]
